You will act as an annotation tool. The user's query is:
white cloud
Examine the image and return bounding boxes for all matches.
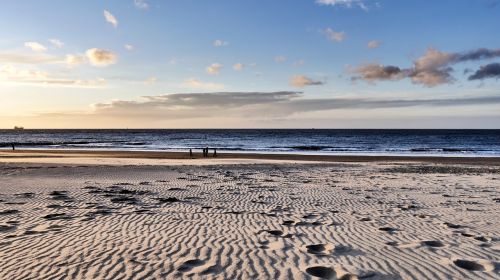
[367,40,381,49]
[316,0,369,10]
[0,53,62,64]
[104,10,118,28]
[85,48,117,67]
[49,39,64,48]
[293,59,305,67]
[124,44,134,51]
[233,63,244,71]
[65,54,86,67]
[206,63,222,75]
[290,75,324,87]
[213,39,228,47]
[134,0,149,10]
[0,65,106,88]
[181,78,225,90]
[24,42,47,52]
[323,28,345,42]
[275,55,287,63]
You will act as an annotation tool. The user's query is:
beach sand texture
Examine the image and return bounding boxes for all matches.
[0,160,499,279]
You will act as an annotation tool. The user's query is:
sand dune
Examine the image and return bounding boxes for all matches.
[0,161,499,279]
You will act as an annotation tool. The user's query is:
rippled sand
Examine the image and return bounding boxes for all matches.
[0,161,499,279]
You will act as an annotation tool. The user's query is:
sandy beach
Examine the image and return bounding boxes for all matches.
[0,151,499,279]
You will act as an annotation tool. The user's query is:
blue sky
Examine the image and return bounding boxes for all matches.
[0,0,499,128]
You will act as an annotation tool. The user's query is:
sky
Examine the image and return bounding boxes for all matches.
[0,0,499,128]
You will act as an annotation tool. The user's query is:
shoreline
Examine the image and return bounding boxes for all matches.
[2,149,500,165]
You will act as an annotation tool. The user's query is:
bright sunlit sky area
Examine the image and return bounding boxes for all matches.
[1,0,499,128]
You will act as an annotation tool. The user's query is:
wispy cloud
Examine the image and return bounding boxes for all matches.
[0,53,62,64]
[316,0,369,11]
[0,65,106,88]
[24,42,47,52]
[49,39,64,48]
[65,54,86,67]
[104,10,118,28]
[233,63,244,71]
[290,75,324,87]
[213,39,228,47]
[134,0,149,10]
[367,40,381,49]
[351,47,500,87]
[275,55,287,63]
[181,78,225,90]
[322,28,345,42]
[206,63,222,75]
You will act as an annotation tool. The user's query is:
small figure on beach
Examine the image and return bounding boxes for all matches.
[189,149,193,158]
[205,147,209,157]
[213,148,217,157]
[11,143,15,151]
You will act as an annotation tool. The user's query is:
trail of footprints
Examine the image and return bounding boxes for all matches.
[0,163,499,279]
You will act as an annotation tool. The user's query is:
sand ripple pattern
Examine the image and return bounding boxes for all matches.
[0,163,499,279]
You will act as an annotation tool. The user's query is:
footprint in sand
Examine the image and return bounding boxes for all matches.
[379,227,398,233]
[305,266,336,279]
[444,222,462,229]
[43,213,73,221]
[421,240,445,248]
[0,224,17,233]
[0,209,20,215]
[177,259,206,272]
[263,229,293,238]
[304,243,356,256]
[453,259,493,272]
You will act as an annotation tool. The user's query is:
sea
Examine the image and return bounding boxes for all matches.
[1,129,499,157]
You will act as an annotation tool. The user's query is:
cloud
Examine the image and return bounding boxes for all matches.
[49,39,64,48]
[0,65,106,88]
[351,64,406,82]
[85,48,117,67]
[290,75,324,87]
[367,40,381,49]
[316,0,369,11]
[50,91,500,122]
[293,59,305,67]
[351,47,500,87]
[468,63,500,80]
[124,44,134,51]
[213,40,228,47]
[134,0,149,10]
[24,42,47,52]
[65,54,86,67]
[104,10,118,28]
[181,78,225,90]
[0,53,62,64]
[275,55,287,63]
[322,28,345,42]
[206,63,222,75]
[233,63,244,71]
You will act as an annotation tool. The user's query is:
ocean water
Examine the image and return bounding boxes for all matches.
[0,129,499,157]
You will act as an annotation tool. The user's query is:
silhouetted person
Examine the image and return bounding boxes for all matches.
[189,149,193,158]
[205,147,209,157]
[11,143,15,151]
[213,148,217,157]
